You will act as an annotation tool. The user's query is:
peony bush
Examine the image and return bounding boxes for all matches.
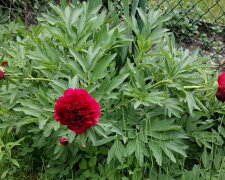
[1,0,225,179]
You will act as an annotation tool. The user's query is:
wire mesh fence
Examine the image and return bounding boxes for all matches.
[0,0,224,67]
[149,0,225,69]
[0,0,51,27]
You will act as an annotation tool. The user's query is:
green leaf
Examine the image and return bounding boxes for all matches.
[201,149,209,168]
[62,57,86,81]
[79,159,87,169]
[70,6,83,25]
[115,140,126,163]
[69,49,88,72]
[13,107,42,118]
[43,42,60,64]
[78,132,87,146]
[93,125,108,138]
[149,141,162,166]
[51,80,68,90]
[39,119,48,129]
[68,75,79,89]
[107,73,129,92]
[87,128,97,145]
[161,146,176,163]
[1,169,10,179]
[36,90,52,106]
[161,48,174,67]
[107,141,117,164]
[92,53,117,80]
[122,0,129,18]
[186,92,200,115]
[135,140,144,166]
[137,8,147,25]
[11,158,20,168]
[218,126,225,138]
[54,144,63,155]
[88,157,97,167]
[131,15,140,35]
[0,152,5,162]
[50,3,65,24]
[9,89,18,105]
[126,140,136,156]
[165,142,187,157]
[164,98,183,118]
[64,5,71,25]
[53,121,60,131]
[194,96,209,116]
[43,125,53,137]
[7,137,25,148]
[68,131,76,143]
[150,119,181,132]
[95,136,116,146]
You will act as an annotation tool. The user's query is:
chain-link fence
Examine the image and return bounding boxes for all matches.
[150,0,225,69]
[0,0,52,27]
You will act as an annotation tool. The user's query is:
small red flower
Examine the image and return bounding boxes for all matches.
[216,72,225,102]
[0,67,4,79]
[53,88,101,134]
[58,137,68,146]
[1,62,8,66]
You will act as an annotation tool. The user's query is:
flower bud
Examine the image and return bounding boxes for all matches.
[58,137,68,146]
[216,91,225,102]
[1,62,8,66]
[216,72,225,103]
[0,67,4,79]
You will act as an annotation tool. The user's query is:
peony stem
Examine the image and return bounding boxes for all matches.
[23,78,51,81]
[183,86,202,89]
[149,80,173,89]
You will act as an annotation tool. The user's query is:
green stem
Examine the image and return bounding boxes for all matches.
[23,78,51,81]
[87,71,91,86]
[149,80,173,89]
[183,86,202,89]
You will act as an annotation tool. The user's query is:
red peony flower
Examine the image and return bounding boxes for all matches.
[58,137,68,146]
[1,62,8,66]
[0,67,4,79]
[216,72,225,102]
[53,88,101,134]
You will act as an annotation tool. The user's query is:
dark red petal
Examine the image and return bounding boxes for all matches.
[68,125,86,134]
[64,88,74,96]
[216,90,225,103]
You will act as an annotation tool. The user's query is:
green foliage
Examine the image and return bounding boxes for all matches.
[0,135,25,178]
[0,0,225,179]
